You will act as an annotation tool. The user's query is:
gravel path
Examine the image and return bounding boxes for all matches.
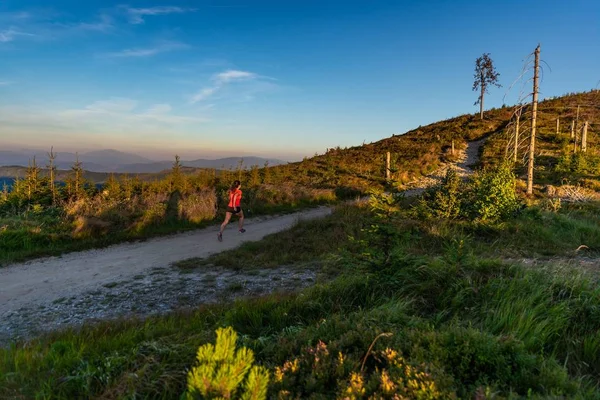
[0,207,331,345]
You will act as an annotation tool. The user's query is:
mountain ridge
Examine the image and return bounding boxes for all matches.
[0,149,287,173]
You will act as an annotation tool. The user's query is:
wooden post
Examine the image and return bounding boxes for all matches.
[514,108,521,163]
[556,118,560,134]
[385,152,391,181]
[526,45,540,195]
[570,120,575,139]
[582,121,588,153]
[451,140,455,156]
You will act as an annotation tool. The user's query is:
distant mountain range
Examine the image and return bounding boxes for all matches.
[0,149,286,173]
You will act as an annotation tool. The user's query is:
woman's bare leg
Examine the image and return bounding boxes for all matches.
[238,210,245,230]
[220,212,232,234]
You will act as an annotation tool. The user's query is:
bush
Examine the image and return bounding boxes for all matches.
[415,169,463,219]
[467,162,520,223]
[271,340,452,399]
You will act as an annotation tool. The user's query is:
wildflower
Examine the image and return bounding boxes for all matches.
[380,369,396,394]
[344,372,366,399]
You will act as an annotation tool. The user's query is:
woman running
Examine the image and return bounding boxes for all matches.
[218,180,245,242]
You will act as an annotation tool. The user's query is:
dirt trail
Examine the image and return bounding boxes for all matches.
[0,207,331,344]
[401,137,486,196]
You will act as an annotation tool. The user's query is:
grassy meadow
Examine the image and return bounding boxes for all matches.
[2,194,600,398]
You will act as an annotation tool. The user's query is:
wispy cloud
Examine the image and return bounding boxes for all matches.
[60,98,206,125]
[190,69,260,104]
[191,87,219,103]
[105,41,189,58]
[0,81,12,86]
[0,28,35,43]
[124,6,196,24]
[215,70,257,83]
[0,98,206,135]
[75,14,114,32]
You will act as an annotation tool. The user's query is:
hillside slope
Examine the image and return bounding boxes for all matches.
[270,90,599,191]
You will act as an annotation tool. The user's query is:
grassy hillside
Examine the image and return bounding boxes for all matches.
[0,165,213,184]
[268,110,510,190]
[267,90,599,192]
[480,90,600,186]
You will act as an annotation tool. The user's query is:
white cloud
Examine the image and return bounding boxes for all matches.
[190,87,218,103]
[190,69,260,104]
[215,70,257,84]
[124,6,195,24]
[0,81,11,86]
[105,41,189,57]
[0,28,34,43]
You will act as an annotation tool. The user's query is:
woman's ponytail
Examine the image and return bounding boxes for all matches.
[230,180,241,192]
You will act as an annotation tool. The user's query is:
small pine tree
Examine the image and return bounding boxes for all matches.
[104,174,121,200]
[186,327,269,400]
[249,165,260,187]
[25,156,41,200]
[171,155,185,193]
[262,161,271,184]
[67,154,85,199]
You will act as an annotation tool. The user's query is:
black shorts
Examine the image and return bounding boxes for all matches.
[227,206,241,214]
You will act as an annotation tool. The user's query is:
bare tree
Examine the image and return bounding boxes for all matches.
[47,147,57,205]
[526,45,540,195]
[473,53,501,120]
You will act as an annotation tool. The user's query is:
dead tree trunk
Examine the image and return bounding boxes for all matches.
[48,147,57,205]
[526,45,540,195]
[451,140,455,156]
[582,121,588,153]
[479,82,485,120]
[574,106,580,153]
[385,151,391,181]
[556,118,560,134]
[514,108,522,163]
[570,120,575,139]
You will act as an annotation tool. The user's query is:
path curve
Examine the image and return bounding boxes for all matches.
[0,207,331,317]
[401,137,486,196]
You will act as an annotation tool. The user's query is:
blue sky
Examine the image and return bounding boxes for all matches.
[0,0,598,160]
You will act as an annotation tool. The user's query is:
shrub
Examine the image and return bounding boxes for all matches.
[270,340,452,399]
[178,189,217,223]
[185,327,269,400]
[415,169,463,219]
[468,161,520,223]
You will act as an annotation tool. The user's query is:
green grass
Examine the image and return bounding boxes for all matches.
[2,204,600,398]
